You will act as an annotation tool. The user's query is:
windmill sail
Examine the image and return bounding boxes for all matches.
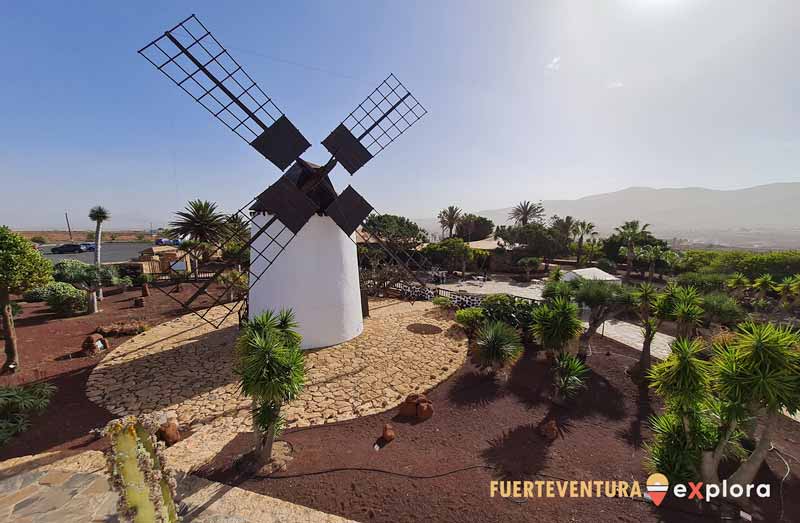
[139,14,310,170]
[323,73,427,175]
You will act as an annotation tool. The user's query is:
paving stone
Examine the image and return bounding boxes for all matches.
[38,469,73,487]
[0,484,40,510]
[12,487,72,517]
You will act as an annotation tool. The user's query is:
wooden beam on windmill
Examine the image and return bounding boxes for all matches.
[139,14,310,171]
[322,73,428,175]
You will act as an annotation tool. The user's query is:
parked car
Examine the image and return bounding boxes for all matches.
[80,242,96,252]
[51,243,84,254]
[155,238,181,246]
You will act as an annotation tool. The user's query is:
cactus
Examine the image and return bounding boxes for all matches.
[102,416,180,523]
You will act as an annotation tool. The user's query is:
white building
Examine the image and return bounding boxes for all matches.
[562,267,621,284]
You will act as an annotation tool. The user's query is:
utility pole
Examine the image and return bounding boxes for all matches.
[64,212,73,240]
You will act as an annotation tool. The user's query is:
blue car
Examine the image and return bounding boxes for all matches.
[51,243,83,254]
[80,242,96,252]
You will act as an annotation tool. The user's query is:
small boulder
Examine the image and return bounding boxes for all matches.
[398,393,433,421]
[539,419,558,441]
[156,414,182,446]
[417,401,434,420]
[81,334,109,356]
[141,283,150,297]
[382,423,396,443]
[134,297,146,308]
[398,394,420,417]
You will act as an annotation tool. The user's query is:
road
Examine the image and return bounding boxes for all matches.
[41,242,152,264]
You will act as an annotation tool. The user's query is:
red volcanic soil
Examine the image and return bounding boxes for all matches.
[200,339,800,523]
[0,283,229,460]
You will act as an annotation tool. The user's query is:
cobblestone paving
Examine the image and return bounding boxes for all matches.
[86,299,467,469]
[0,452,354,523]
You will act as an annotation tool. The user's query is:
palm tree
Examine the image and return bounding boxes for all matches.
[669,286,704,339]
[634,245,667,283]
[574,280,628,359]
[508,200,544,226]
[235,309,306,466]
[437,206,462,238]
[169,200,227,244]
[531,296,583,354]
[584,236,602,264]
[574,220,596,267]
[614,220,650,278]
[89,206,110,300]
[629,283,672,375]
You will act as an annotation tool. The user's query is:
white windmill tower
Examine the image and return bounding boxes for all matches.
[138,15,427,348]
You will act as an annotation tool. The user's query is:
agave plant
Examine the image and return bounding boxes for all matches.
[725,272,750,298]
[773,275,800,310]
[474,321,522,371]
[750,273,775,300]
[552,352,589,403]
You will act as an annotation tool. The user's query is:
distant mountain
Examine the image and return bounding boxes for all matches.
[415,183,800,249]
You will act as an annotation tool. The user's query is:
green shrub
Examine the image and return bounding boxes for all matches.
[432,296,454,309]
[45,282,87,315]
[752,297,771,312]
[644,412,704,483]
[474,321,522,370]
[0,383,56,446]
[542,280,574,302]
[117,276,133,288]
[480,294,517,324]
[10,302,22,318]
[674,272,728,293]
[677,249,800,280]
[455,307,485,338]
[701,292,745,326]
[596,258,616,274]
[552,352,589,400]
[22,286,51,303]
[134,273,154,286]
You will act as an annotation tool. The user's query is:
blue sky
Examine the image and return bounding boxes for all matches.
[2,1,799,229]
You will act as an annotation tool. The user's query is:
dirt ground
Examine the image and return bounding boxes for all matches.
[0,283,224,460]
[201,338,800,523]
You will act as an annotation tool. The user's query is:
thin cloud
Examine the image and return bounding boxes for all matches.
[606,81,624,89]
[546,56,561,71]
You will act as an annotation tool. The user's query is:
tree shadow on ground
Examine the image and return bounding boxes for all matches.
[447,370,505,407]
[481,413,572,480]
[506,350,551,410]
[616,381,652,448]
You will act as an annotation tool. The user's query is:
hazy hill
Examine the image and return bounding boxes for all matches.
[416,183,800,249]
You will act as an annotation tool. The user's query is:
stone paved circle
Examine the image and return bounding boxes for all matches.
[87,299,467,436]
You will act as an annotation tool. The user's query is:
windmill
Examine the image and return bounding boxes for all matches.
[139,14,428,348]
